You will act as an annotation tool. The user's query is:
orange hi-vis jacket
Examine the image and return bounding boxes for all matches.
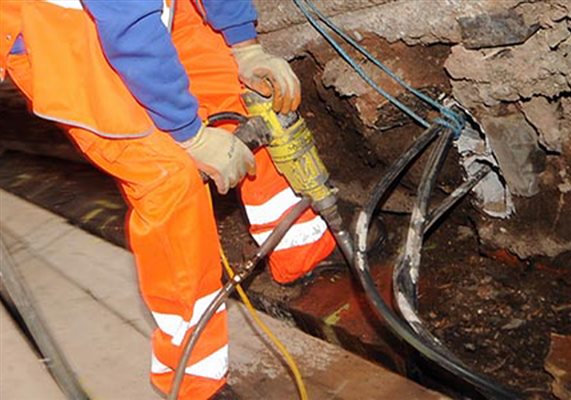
[1,0,156,138]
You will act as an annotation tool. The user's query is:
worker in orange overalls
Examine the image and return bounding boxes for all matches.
[0,1,336,399]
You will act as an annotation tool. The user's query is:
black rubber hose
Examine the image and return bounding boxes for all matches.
[207,112,248,125]
[393,128,474,371]
[350,254,519,399]
[394,128,454,311]
[167,197,311,400]
[394,130,516,397]
[424,165,491,233]
[353,124,523,399]
[363,124,443,218]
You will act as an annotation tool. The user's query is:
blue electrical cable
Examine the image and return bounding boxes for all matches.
[295,0,464,135]
[293,0,465,138]
[293,0,429,129]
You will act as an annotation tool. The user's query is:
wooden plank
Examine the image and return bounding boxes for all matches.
[228,303,448,400]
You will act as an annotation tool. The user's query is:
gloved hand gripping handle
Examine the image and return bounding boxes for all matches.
[197,113,272,182]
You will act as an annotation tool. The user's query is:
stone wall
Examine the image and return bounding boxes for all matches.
[256,0,571,259]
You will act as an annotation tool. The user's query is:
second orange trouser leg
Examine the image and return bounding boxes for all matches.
[173,1,336,285]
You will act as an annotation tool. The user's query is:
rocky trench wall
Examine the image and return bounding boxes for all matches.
[256,0,571,261]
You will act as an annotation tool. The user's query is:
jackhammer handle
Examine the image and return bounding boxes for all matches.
[232,116,272,151]
[199,112,272,182]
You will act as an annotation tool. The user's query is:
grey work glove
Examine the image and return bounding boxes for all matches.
[179,125,255,194]
[232,43,301,114]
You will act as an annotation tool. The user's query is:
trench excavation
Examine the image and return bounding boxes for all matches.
[1,37,570,399]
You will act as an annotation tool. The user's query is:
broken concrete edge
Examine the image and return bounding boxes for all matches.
[521,96,566,154]
[480,113,544,198]
[253,0,394,35]
[457,10,540,49]
[453,100,515,218]
[443,1,570,204]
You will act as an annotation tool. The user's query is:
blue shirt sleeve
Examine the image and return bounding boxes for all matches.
[82,0,201,142]
[200,0,258,45]
[10,35,26,55]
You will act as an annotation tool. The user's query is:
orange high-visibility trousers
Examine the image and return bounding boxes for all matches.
[172,0,336,285]
[7,1,335,399]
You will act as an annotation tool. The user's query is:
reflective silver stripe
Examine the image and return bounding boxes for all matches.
[251,215,328,251]
[151,313,187,345]
[151,352,172,375]
[152,289,226,346]
[151,345,229,380]
[161,0,176,31]
[185,345,228,380]
[43,0,83,10]
[189,290,226,328]
[244,188,301,225]
[33,111,154,139]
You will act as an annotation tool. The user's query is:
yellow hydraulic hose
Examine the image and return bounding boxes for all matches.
[220,249,309,400]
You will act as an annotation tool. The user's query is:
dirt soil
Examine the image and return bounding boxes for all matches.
[416,207,571,399]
